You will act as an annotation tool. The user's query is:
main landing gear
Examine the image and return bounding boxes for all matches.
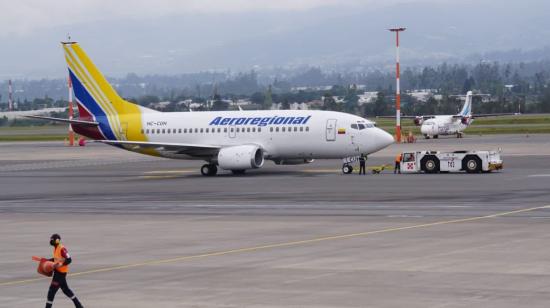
[200,164,218,176]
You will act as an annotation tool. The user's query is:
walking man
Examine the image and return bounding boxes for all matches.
[45,234,84,308]
[394,153,402,174]
[359,154,367,175]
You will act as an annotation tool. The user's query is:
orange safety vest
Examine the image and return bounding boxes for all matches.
[395,153,402,163]
[53,244,69,273]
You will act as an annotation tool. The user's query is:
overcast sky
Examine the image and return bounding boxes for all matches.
[0,0,548,78]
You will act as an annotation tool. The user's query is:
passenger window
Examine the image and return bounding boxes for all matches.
[230,128,234,132]
[270,127,273,132]
[300,127,303,132]
[252,127,256,132]
[157,129,160,134]
[224,128,228,133]
[306,127,309,132]
[282,127,286,132]
[194,128,198,133]
[178,128,182,133]
[288,127,292,132]
[258,127,261,132]
[236,127,240,133]
[206,128,209,133]
[200,128,203,133]
[276,127,279,132]
[294,127,297,132]
[247,127,250,133]
[217,128,221,133]
[162,129,165,134]
[184,128,187,133]
[150,129,154,134]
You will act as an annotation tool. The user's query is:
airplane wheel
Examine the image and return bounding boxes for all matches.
[433,135,439,139]
[424,135,430,139]
[342,164,353,174]
[201,164,218,176]
[231,170,246,175]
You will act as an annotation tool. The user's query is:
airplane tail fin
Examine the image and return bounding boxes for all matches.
[459,91,473,116]
[61,42,156,140]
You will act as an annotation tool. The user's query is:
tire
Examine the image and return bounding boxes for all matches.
[342,164,353,174]
[463,156,482,173]
[424,135,430,139]
[201,164,217,176]
[421,156,440,173]
[208,165,218,176]
[433,135,439,139]
[231,170,246,175]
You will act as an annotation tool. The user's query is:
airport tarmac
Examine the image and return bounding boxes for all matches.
[1,134,550,307]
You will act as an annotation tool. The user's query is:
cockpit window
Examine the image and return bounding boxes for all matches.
[358,124,366,130]
[351,124,358,129]
[366,124,374,128]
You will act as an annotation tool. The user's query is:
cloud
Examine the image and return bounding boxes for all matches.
[0,0,447,36]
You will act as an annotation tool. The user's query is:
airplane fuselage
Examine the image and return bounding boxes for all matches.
[420,115,471,137]
[109,110,394,161]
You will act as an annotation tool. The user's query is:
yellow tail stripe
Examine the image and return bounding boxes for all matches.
[63,46,122,139]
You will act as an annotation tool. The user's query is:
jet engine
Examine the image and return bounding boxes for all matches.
[413,116,424,126]
[217,145,264,170]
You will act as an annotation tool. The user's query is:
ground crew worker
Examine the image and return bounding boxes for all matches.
[394,153,402,174]
[45,234,84,308]
[359,154,367,175]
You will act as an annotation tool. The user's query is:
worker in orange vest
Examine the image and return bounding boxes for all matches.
[45,234,84,308]
[394,153,402,174]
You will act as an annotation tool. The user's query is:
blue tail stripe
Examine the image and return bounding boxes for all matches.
[69,69,117,140]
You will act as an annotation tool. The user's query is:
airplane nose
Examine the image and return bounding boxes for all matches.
[372,128,394,151]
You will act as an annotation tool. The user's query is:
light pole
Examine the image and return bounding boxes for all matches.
[389,27,406,142]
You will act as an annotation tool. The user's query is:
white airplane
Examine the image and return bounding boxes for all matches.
[28,42,394,176]
[387,91,516,139]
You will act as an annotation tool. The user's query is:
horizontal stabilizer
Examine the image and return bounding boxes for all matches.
[24,115,99,126]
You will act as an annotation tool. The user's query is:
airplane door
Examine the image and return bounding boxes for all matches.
[229,124,236,138]
[326,119,337,141]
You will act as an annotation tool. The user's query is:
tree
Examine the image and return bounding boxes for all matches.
[263,85,273,110]
[322,92,339,111]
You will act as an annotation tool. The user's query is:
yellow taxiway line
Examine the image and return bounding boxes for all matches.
[1,204,548,287]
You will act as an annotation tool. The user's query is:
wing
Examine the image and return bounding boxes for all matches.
[376,115,419,119]
[95,140,221,158]
[452,113,519,119]
[24,115,99,126]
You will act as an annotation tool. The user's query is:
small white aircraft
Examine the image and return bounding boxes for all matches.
[384,91,517,139]
[28,42,394,176]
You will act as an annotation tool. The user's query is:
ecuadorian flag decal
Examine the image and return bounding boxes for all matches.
[338,128,346,134]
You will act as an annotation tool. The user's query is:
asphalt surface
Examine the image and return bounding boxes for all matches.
[1,134,550,307]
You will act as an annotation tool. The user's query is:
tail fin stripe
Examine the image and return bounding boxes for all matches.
[69,69,116,140]
[64,48,122,137]
[71,44,126,115]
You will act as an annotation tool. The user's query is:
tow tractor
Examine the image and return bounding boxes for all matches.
[399,150,503,173]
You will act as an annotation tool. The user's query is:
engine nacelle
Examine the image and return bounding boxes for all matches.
[461,116,471,125]
[413,116,424,126]
[217,145,264,170]
[273,158,315,165]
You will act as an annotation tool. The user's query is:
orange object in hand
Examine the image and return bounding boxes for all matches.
[32,256,55,277]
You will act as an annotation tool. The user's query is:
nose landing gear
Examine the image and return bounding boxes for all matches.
[342,164,353,174]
